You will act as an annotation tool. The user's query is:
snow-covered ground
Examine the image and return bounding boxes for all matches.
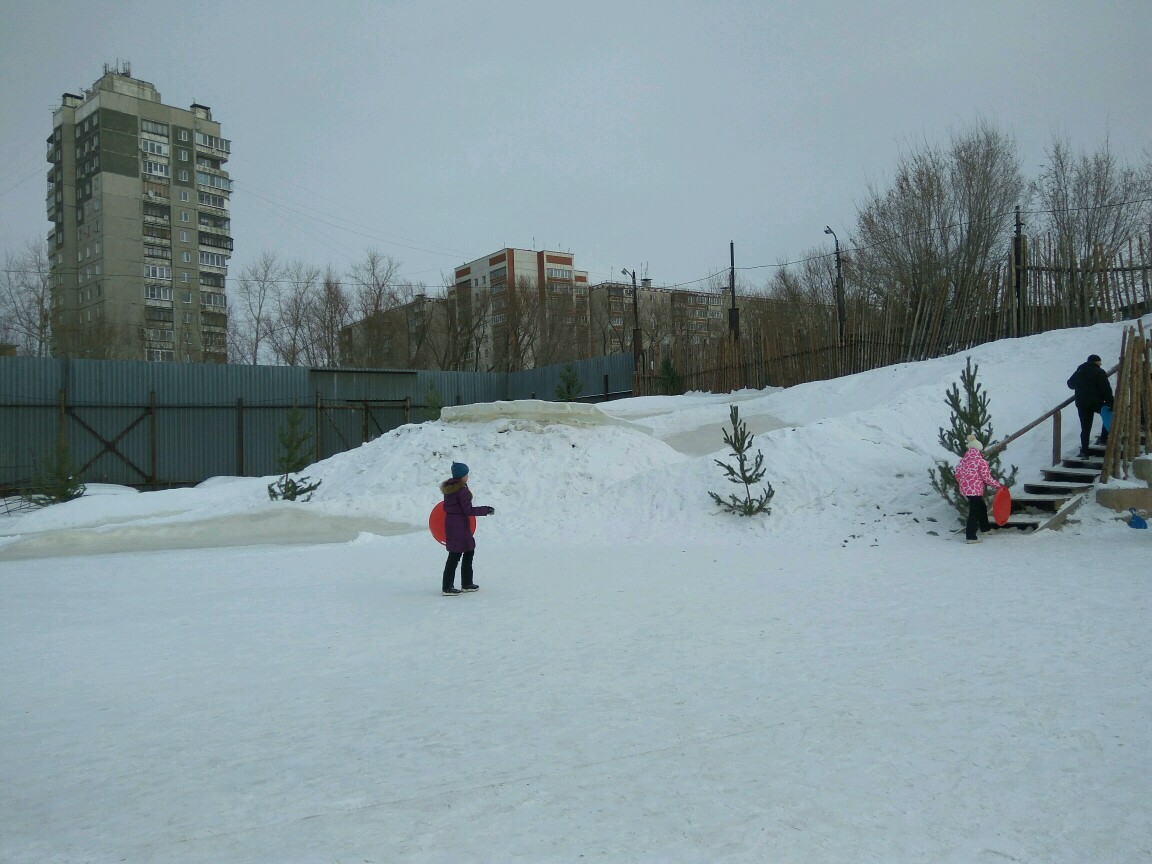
[1,320,1149,863]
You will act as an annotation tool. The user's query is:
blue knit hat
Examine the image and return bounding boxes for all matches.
[451,462,469,479]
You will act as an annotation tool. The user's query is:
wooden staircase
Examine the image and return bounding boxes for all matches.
[987,323,1151,532]
[999,442,1104,532]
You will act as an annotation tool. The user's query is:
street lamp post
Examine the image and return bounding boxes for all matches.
[824,226,846,348]
[621,268,641,365]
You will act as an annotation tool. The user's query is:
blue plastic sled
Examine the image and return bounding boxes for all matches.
[1129,508,1147,529]
[1101,405,1112,432]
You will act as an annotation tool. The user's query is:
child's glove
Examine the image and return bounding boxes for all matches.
[486,506,496,515]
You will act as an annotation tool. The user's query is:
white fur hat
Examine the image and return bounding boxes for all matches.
[965,434,983,450]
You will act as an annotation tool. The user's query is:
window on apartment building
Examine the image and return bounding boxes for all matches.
[546,268,573,280]
[144,285,172,301]
[179,230,189,242]
[141,120,169,137]
[178,170,189,182]
[182,290,193,304]
[178,148,189,160]
[144,264,172,280]
[180,211,189,222]
[179,190,189,202]
[197,192,226,209]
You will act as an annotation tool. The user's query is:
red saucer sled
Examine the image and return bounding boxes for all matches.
[428,501,476,546]
[992,486,1012,526]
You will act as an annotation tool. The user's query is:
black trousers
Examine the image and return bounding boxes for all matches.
[443,550,475,591]
[965,495,991,540]
[1076,402,1098,454]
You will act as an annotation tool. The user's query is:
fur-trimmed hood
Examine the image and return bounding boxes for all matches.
[440,477,468,495]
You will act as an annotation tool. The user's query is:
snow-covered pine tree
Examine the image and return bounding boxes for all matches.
[928,356,1017,516]
[708,404,775,516]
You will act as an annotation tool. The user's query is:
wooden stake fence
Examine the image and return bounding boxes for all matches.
[1100,322,1152,482]
[635,234,1152,397]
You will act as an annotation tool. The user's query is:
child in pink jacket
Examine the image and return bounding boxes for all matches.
[955,434,1005,544]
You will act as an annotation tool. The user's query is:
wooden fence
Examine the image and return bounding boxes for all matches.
[1101,322,1152,481]
[636,235,1152,396]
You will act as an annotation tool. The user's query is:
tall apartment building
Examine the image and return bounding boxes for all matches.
[47,64,232,362]
[452,248,590,371]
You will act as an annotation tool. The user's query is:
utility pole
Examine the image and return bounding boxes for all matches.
[728,241,739,340]
[621,268,641,366]
[1012,206,1026,337]
[824,226,845,348]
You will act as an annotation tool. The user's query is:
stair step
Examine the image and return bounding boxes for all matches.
[999,515,1043,531]
[1062,456,1103,469]
[1023,481,1094,496]
[1041,466,1100,483]
[1009,491,1073,513]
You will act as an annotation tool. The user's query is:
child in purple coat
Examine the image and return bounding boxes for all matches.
[439,462,495,596]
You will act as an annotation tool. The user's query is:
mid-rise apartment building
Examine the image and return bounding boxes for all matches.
[588,278,726,365]
[47,64,232,361]
[452,248,590,371]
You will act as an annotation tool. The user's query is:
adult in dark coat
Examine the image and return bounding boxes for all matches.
[1067,354,1113,456]
[439,461,495,595]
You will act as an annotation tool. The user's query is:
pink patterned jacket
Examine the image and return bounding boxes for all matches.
[955,447,1002,497]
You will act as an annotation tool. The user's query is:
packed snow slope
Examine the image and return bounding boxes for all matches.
[0,318,1147,863]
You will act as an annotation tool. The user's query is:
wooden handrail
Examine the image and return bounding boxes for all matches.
[985,363,1120,464]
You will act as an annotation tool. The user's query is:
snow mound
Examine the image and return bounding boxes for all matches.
[442,399,650,432]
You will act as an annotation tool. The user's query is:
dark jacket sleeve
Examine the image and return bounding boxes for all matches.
[452,487,492,517]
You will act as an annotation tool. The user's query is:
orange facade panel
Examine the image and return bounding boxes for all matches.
[545,254,573,266]
[489,252,507,266]
[455,266,471,278]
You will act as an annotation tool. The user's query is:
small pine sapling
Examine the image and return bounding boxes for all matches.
[928,356,1017,516]
[555,363,582,402]
[423,382,445,422]
[22,437,86,507]
[657,357,683,395]
[268,402,322,502]
[709,404,775,516]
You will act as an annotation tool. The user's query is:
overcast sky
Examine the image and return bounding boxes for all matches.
[3,0,1150,291]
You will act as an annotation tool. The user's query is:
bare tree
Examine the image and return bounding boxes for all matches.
[230,250,284,364]
[0,240,53,356]
[852,120,1025,357]
[347,250,401,318]
[342,250,399,366]
[438,284,492,371]
[491,277,541,371]
[305,267,349,368]
[1032,135,1152,318]
[266,260,321,366]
